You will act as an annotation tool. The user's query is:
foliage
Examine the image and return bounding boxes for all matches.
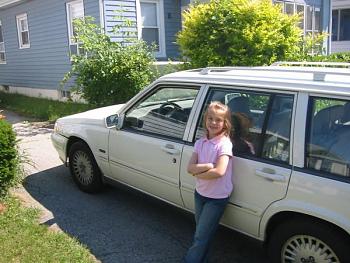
[0,91,92,121]
[305,51,350,63]
[0,196,95,262]
[62,17,156,107]
[0,120,20,197]
[177,0,302,67]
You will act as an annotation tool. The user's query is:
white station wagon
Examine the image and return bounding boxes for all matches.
[52,62,350,263]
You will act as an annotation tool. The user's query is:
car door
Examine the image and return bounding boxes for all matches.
[108,84,202,206]
[180,86,295,237]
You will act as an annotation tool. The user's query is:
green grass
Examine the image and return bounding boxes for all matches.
[0,195,96,263]
[0,92,93,121]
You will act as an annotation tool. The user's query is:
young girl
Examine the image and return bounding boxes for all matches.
[185,101,233,263]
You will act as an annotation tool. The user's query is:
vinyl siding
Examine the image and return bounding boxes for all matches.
[103,0,181,59]
[0,0,100,90]
[163,0,181,59]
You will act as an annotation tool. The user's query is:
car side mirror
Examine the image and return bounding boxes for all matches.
[105,114,124,129]
[115,114,124,130]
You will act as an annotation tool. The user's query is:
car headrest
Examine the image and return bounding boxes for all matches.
[227,96,250,116]
[313,105,344,134]
[341,102,350,123]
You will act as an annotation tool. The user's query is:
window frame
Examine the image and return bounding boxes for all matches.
[273,1,321,38]
[66,0,85,55]
[0,20,6,64]
[16,13,30,49]
[332,8,350,41]
[192,85,295,167]
[122,84,201,142]
[138,0,166,58]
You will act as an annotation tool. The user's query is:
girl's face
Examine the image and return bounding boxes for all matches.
[205,109,225,139]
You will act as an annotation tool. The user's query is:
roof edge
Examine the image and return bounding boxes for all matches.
[0,0,23,8]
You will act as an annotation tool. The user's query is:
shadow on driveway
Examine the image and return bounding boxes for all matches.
[23,165,268,263]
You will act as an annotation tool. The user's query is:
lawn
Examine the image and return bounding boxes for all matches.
[0,195,96,263]
[0,92,93,121]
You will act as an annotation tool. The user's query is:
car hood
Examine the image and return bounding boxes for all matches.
[58,104,125,126]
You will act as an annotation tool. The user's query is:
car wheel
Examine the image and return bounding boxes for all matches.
[268,218,350,263]
[68,141,103,193]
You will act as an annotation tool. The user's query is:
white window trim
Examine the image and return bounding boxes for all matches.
[16,13,30,49]
[137,0,166,58]
[0,20,6,64]
[66,0,85,45]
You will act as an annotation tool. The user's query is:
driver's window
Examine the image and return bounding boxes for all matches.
[124,86,199,140]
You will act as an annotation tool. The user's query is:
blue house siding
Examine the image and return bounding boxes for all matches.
[103,0,181,59]
[0,0,100,91]
[164,0,181,59]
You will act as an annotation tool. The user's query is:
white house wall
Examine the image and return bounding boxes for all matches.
[332,0,350,53]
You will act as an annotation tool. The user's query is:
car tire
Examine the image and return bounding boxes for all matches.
[68,141,103,193]
[268,218,350,263]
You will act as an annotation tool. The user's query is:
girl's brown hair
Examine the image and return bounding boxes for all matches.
[203,101,232,138]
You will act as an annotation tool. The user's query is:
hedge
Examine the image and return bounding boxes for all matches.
[0,119,20,196]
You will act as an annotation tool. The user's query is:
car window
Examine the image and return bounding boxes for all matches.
[195,88,293,164]
[123,86,199,140]
[306,97,350,177]
[262,95,293,162]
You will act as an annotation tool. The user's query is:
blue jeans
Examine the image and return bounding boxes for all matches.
[184,191,229,263]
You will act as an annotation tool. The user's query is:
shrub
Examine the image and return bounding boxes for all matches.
[62,17,156,107]
[0,120,20,196]
[177,0,302,67]
[305,51,350,63]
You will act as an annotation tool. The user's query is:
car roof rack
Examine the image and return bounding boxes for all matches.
[272,61,350,68]
[198,63,350,81]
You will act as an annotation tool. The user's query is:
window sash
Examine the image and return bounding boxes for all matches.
[0,22,4,62]
[16,13,30,48]
[66,0,84,45]
[140,1,160,50]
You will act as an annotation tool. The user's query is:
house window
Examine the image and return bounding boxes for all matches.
[16,13,30,49]
[0,21,5,63]
[66,0,84,55]
[274,1,320,37]
[140,0,165,57]
[332,9,350,41]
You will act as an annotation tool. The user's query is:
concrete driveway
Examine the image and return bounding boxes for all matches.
[3,109,269,263]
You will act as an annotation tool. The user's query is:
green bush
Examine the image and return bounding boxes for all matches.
[305,51,350,63]
[0,120,19,196]
[177,0,302,67]
[62,17,156,107]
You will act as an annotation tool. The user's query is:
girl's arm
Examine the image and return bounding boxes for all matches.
[187,152,214,175]
[195,155,230,180]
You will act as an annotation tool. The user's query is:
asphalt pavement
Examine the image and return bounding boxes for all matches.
[3,109,269,263]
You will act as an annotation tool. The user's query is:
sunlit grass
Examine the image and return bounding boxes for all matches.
[0,196,96,263]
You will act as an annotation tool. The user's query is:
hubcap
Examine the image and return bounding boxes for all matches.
[72,150,94,185]
[281,235,340,263]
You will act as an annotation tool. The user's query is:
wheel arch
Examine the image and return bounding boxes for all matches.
[264,211,350,246]
[66,136,90,162]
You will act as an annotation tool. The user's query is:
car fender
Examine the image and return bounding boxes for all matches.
[63,123,110,176]
[259,198,350,240]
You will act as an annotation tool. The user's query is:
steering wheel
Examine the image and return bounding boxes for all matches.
[159,102,183,116]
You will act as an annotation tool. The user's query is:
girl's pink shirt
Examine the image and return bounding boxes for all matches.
[194,135,233,199]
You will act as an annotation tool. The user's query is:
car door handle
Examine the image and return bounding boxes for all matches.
[161,144,180,155]
[255,168,286,182]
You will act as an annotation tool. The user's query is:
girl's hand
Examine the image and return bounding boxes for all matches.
[187,152,214,175]
[195,155,230,180]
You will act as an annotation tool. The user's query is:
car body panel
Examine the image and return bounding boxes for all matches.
[51,66,350,244]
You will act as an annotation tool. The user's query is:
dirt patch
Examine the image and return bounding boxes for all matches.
[0,202,7,214]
